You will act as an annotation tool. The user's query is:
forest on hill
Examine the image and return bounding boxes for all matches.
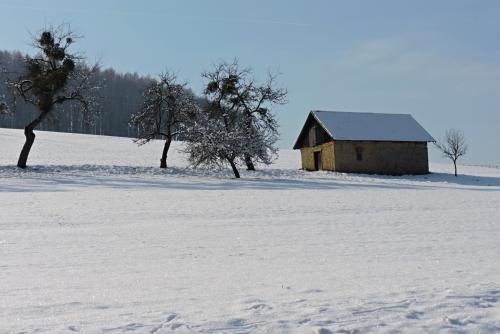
[0,49,154,138]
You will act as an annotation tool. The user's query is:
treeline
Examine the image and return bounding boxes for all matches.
[0,49,152,137]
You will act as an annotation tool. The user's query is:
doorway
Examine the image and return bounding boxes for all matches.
[313,151,322,171]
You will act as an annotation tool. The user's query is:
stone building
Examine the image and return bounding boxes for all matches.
[293,111,435,175]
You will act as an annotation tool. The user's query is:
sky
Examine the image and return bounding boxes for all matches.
[0,0,499,165]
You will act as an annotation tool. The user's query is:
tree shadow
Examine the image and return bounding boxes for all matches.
[340,171,500,189]
[0,164,499,193]
[422,172,500,187]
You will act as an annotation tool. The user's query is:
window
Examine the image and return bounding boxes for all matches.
[355,146,363,161]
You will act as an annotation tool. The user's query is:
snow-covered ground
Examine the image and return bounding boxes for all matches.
[1,128,499,334]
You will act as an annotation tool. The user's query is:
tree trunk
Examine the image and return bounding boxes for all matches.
[160,136,172,169]
[17,112,49,169]
[243,112,256,171]
[244,154,255,171]
[17,127,36,169]
[227,158,240,178]
[454,160,457,177]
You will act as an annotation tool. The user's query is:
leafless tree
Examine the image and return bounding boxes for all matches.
[6,25,100,168]
[182,60,286,178]
[183,101,254,178]
[129,71,197,168]
[201,60,287,171]
[435,129,468,176]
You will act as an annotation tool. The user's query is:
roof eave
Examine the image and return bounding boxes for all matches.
[292,112,313,149]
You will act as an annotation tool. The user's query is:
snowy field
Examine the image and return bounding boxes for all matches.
[1,127,500,334]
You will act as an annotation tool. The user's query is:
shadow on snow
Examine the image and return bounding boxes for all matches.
[0,164,499,193]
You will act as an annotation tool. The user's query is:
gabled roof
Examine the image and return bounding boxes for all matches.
[293,110,435,149]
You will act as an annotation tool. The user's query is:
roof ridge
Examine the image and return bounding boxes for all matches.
[311,110,412,116]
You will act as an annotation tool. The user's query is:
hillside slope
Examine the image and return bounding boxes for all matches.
[1,128,500,333]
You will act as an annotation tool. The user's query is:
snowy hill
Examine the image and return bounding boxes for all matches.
[1,128,500,333]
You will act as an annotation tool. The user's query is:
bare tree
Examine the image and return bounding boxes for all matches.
[7,25,100,168]
[235,66,287,170]
[182,61,283,178]
[435,129,468,176]
[129,71,196,168]
[199,60,287,172]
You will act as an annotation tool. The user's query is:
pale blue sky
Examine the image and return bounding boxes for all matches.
[1,0,499,165]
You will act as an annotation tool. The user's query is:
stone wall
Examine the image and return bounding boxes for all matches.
[334,141,429,175]
[300,140,429,174]
[300,142,335,171]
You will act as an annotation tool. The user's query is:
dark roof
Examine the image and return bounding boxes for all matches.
[293,110,435,149]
